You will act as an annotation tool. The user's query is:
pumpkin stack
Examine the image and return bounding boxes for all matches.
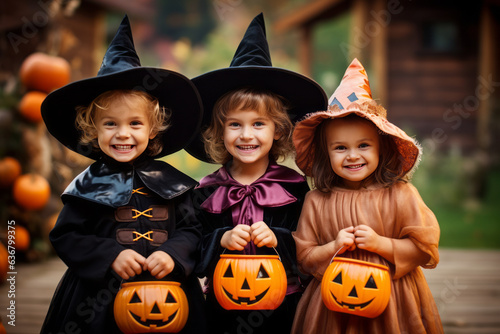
[18,52,70,123]
[0,52,72,276]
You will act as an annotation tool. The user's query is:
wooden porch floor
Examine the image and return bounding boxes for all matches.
[1,248,499,333]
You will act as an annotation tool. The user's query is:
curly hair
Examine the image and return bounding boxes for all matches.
[311,113,408,192]
[75,90,169,157]
[202,87,294,164]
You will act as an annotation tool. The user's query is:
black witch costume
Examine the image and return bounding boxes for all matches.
[40,16,206,334]
[184,13,328,334]
[193,162,310,334]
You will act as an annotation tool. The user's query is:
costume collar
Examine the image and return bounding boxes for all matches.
[196,162,305,214]
[62,158,196,207]
[197,161,305,190]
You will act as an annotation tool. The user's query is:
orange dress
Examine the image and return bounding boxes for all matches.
[292,182,443,334]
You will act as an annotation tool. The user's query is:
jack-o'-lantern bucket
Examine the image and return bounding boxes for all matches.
[321,258,391,318]
[114,281,188,333]
[213,254,287,310]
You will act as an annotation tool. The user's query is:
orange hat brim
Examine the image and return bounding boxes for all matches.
[293,102,421,178]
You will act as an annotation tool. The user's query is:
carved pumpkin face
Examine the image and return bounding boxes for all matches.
[114,282,188,333]
[321,258,391,318]
[213,254,286,310]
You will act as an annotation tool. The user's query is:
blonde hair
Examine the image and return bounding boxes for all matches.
[75,90,170,156]
[203,87,293,164]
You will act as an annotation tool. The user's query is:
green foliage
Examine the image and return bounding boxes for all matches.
[161,150,219,182]
[412,149,500,249]
[412,147,468,208]
[156,1,217,45]
[0,85,26,159]
[312,13,351,95]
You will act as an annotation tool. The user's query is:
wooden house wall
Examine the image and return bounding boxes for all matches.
[55,2,106,81]
[386,2,481,152]
[0,1,148,86]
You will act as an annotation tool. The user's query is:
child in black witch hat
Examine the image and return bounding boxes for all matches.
[40,16,206,334]
[186,13,327,334]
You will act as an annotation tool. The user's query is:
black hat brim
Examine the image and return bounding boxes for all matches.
[184,66,328,162]
[42,67,202,160]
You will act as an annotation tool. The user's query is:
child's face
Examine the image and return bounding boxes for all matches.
[223,108,280,169]
[325,118,380,189]
[94,96,155,163]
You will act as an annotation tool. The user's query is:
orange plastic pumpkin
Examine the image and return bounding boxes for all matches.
[321,258,391,318]
[0,157,22,188]
[213,254,287,310]
[12,173,51,210]
[18,91,47,122]
[114,281,188,333]
[19,52,71,93]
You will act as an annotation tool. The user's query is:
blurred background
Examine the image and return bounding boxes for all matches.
[0,0,499,280]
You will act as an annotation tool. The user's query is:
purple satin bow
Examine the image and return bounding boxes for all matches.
[197,163,305,253]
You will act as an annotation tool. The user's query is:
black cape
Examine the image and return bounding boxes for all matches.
[41,158,206,334]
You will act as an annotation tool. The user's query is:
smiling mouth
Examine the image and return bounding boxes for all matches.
[345,164,365,169]
[330,292,374,310]
[237,145,259,151]
[222,286,270,305]
[113,145,134,151]
[129,310,178,328]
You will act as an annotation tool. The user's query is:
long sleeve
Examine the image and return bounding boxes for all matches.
[293,191,336,281]
[267,181,310,282]
[192,184,232,277]
[49,199,125,281]
[392,183,440,278]
[157,191,202,278]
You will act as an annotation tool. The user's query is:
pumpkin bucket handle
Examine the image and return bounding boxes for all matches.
[222,246,282,262]
[328,245,345,265]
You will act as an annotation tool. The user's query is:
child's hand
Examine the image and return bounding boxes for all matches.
[354,225,380,253]
[250,221,277,248]
[335,226,356,255]
[221,224,251,251]
[143,251,175,279]
[112,249,146,280]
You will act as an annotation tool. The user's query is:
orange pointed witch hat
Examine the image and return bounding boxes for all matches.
[327,58,373,110]
[293,58,421,178]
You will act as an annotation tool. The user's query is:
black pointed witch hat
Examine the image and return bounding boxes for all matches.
[41,15,202,160]
[184,13,328,163]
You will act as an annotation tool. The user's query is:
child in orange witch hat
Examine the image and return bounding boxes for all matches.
[291,59,443,333]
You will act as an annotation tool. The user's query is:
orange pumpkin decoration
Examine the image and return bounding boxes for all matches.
[114,281,188,333]
[0,157,22,188]
[213,254,287,310]
[0,243,8,282]
[19,52,71,93]
[18,91,47,122]
[12,173,51,210]
[14,225,30,252]
[321,258,391,318]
